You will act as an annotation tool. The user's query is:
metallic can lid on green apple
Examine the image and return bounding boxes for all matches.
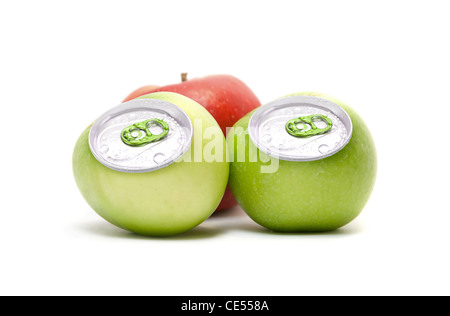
[248,95,353,161]
[89,98,193,173]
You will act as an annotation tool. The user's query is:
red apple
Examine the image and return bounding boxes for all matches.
[123,73,261,211]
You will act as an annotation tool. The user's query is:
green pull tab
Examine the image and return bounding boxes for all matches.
[121,118,169,147]
[286,114,332,138]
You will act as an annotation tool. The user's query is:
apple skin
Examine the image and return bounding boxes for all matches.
[73,92,229,236]
[227,92,377,232]
[122,85,159,101]
[123,74,261,211]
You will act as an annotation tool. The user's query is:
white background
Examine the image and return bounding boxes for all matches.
[1,1,449,296]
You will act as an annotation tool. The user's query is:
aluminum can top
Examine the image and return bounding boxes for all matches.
[248,95,353,161]
[89,98,193,173]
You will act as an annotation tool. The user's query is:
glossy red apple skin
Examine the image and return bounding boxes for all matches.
[123,74,261,211]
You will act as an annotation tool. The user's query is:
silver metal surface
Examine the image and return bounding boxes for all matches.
[248,95,353,161]
[89,98,193,173]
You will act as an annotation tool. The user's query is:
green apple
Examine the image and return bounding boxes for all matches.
[73,92,229,236]
[228,92,377,232]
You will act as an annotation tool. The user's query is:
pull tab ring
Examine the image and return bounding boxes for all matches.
[121,118,169,146]
[286,114,332,138]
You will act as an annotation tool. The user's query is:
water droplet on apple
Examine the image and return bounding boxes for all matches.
[153,153,166,164]
[262,134,272,143]
[100,145,109,154]
[318,144,330,154]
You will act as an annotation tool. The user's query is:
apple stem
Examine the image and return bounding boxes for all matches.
[181,73,188,82]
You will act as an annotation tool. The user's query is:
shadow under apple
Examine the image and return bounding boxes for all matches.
[76,221,224,241]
